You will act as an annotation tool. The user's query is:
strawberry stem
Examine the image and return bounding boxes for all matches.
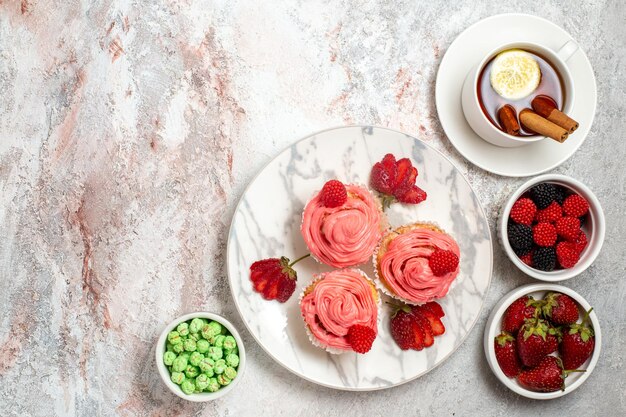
[289,253,311,267]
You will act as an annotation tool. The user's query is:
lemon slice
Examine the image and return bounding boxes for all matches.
[489,49,541,100]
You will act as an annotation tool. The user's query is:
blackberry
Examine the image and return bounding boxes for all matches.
[554,185,569,205]
[532,247,556,271]
[530,183,557,209]
[508,223,533,253]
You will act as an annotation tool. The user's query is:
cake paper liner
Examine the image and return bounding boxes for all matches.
[371,221,458,306]
[298,268,382,354]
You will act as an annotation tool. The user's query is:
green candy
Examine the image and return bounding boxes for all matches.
[224,366,237,380]
[213,335,226,348]
[196,339,210,353]
[224,347,238,357]
[189,351,203,366]
[189,318,205,334]
[189,332,200,342]
[172,355,188,373]
[207,378,220,392]
[163,351,176,366]
[181,379,195,395]
[195,374,209,391]
[171,371,185,385]
[217,374,231,386]
[223,336,236,350]
[213,359,226,375]
[167,331,182,345]
[172,343,184,353]
[201,321,222,339]
[207,346,223,361]
[185,365,200,378]
[166,342,174,352]
[198,357,215,373]
[183,338,197,352]
[225,353,239,368]
[203,366,214,378]
[176,322,190,337]
[180,351,191,361]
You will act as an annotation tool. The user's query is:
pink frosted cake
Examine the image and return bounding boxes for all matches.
[374,223,460,304]
[300,269,379,353]
[301,183,384,268]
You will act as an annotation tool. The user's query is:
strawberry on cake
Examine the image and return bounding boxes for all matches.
[374,223,460,305]
[300,268,379,354]
[301,180,385,268]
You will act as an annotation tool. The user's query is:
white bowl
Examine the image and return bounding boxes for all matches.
[484,283,601,400]
[498,174,605,281]
[155,312,246,402]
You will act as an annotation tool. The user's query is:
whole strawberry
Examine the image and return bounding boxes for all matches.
[494,332,522,378]
[320,179,347,208]
[560,309,595,369]
[517,318,554,367]
[542,292,579,325]
[502,296,540,334]
[390,304,424,351]
[518,356,580,393]
[249,254,309,302]
[346,324,377,354]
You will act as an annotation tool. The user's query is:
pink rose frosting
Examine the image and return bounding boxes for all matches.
[300,269,378,351]
[378,227,460,304]
[301,184,383,268]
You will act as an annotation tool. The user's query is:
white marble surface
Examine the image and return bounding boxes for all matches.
[0,1,624,416]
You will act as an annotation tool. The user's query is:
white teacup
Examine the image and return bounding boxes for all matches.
[461,41,578,148]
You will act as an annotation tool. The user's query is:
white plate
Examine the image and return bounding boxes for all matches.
[435,13,597,177]
[226,126,493,390]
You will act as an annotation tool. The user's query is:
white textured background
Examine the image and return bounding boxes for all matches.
[0,0,624,416]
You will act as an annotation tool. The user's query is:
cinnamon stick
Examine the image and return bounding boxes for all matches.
[519,109,569,143]
[497,105,521,136]
[532,95,579,133]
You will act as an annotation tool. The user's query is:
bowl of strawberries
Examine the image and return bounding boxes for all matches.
[498,174,605,281]
[484,283,601,399]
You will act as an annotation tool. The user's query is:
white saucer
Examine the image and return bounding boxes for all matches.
[435,13,597,177]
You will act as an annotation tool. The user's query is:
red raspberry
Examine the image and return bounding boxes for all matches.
[563,194,589,217]
[555,216,581,241]
[320,180,347,208]
[520,252,533,267]
[510,198,537,225]
[556,241,580,269]
[572,230,588,254]
[535,201,562,223]
[428,249,459,276]
[346,325,376,354]
[532,222,557,247]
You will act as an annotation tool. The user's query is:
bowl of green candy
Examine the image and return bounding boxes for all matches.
[156,312,245,401]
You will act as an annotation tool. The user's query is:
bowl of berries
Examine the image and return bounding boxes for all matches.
[498,174,605,281]
[484,283,601,399]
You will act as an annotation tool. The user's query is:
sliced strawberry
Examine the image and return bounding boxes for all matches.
[416,305,445,336]
[413,311,434,347]
[422,301,445,319]
[397,185,427,204]
[393,158,418,198]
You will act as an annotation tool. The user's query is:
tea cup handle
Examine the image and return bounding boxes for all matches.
[556,40,579,62]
